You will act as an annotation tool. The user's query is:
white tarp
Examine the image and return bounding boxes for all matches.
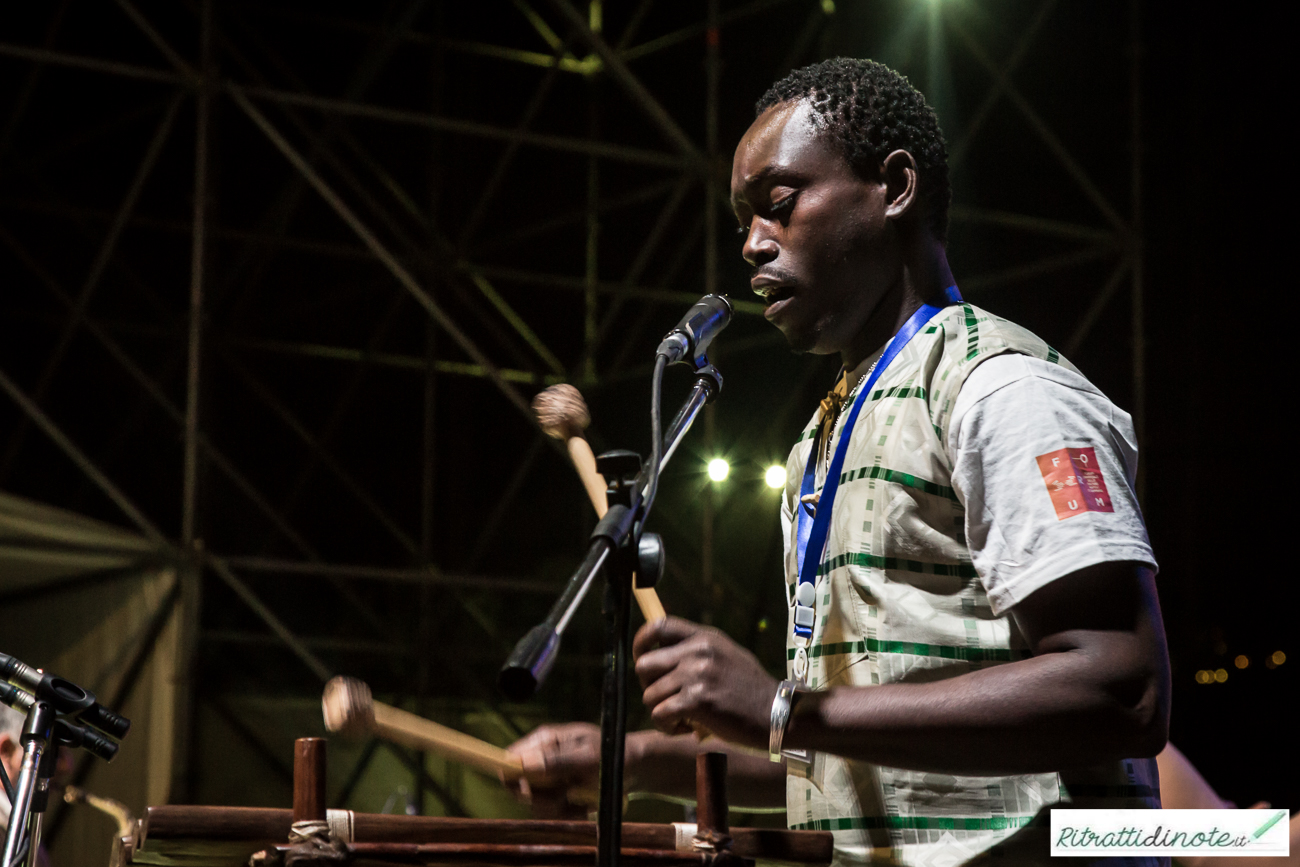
[0,489,180,867]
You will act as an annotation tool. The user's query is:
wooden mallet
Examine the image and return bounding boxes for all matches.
[323,676,523,780]
[322,677,598,806]
[532,384,667,623]
[534,387,711,741]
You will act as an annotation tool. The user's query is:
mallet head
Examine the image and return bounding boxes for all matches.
[532,384,590,440]
[322,676,375,737]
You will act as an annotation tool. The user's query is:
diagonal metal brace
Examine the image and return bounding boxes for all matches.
[227,84,539,430]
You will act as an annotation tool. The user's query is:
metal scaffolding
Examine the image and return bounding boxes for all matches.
[0,0,1143,823]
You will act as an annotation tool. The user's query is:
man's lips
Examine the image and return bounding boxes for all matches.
[752,278,796,321]
[751,277,794,305]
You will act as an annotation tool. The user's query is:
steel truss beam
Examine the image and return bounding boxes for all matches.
[0,352,337,688]
[0,94,183,481]
[0,0,757,820]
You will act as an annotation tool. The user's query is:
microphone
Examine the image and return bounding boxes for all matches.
[53,719,119,762]
[0,682,34,712]
[0,684,118,762]
[0,653,131,739]
[656,294,734,364]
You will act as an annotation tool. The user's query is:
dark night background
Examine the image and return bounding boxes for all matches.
[0,0,1292,829]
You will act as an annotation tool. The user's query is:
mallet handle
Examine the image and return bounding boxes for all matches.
[371,702,523,779]
[566,436,668,623]
[566,438,609,522]
[568,435,708,740]
[371,702,599,806]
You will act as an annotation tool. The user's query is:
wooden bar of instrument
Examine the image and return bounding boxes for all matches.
[111,730,831,866]
[129,806,832,865]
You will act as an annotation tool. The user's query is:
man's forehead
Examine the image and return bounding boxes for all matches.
[732,99,827,191]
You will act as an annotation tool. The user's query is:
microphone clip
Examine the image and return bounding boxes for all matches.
[691,359,724,403]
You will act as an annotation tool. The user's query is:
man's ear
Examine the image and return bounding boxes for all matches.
[881,149,919,221]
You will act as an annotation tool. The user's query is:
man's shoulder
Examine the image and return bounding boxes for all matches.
[921,303,1085,443]
[928,303,1070,367]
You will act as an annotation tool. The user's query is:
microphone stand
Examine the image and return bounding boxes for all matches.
[1,702,55,867]
[500,358,723,867]
[0,671,126,867]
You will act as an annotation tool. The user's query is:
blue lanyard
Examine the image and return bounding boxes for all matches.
[792,289,962,640]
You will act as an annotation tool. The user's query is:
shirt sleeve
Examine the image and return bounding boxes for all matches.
[946,354,1157,616]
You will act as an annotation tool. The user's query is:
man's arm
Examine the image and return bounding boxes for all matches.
[634,560,1170,776]
[629,731,787,804]
[1158,744,1300,867]
[504,723,787,818]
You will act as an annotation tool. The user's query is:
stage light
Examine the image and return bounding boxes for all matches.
[707,458,730,482]
[1214,668,1228,683]
[765,465,787,489]
[1195,670,1211,684]
[1272,650,1286,666]
[1234,655,1249,669]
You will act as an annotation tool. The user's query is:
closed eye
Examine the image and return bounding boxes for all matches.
[734,191,796,239]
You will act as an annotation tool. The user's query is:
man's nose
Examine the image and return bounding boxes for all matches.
[742,223,779,266]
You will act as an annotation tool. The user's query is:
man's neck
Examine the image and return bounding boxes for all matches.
[842,345,885,394]
[840,241,955,374]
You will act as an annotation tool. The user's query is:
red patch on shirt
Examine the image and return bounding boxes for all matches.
[1036,447,1115,520]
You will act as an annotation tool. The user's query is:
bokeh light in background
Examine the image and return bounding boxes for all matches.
[707,459,730,482]
[765,465,787,489]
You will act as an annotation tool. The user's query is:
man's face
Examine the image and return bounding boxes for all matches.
[1,735,21,790]
[731,100,897,358]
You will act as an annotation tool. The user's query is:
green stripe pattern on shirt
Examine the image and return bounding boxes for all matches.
[786,639,1031,663]
[790,815,1040,832]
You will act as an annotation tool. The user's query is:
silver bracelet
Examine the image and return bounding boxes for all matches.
[769,680,800,763]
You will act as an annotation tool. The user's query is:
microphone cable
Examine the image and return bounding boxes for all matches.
[641,353,669,531]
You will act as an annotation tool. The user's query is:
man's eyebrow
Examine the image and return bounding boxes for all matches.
[730,165,795,208]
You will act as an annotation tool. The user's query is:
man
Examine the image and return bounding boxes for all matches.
[1,703,49,867]
[0,703,23,834]
[1,704,71,867]
[509,58,1170,866]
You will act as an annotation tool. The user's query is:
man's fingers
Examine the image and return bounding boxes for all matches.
[634,643,689,690]
[505,723,598,787]
[639,665,684,709]
[647,692,700,736]
[635,627,717,690]
[501,774,533,804]
[507,726,559,782]
[506,724,560,759]
[632,615,705,661]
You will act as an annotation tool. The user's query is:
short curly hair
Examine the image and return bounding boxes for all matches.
[756,58,951,244]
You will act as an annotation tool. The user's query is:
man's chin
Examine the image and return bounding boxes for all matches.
[773,322,819,356]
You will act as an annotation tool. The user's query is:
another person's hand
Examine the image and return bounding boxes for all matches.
[505,723,601,819]
[633,616,778,748]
